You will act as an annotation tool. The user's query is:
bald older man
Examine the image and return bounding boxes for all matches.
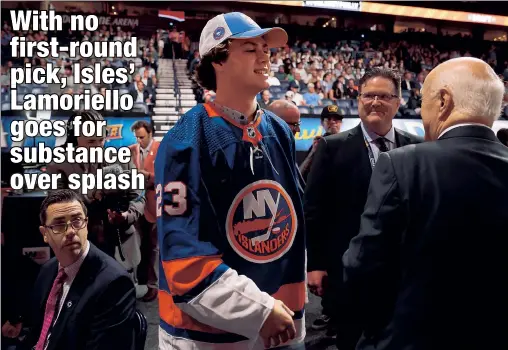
[343,57,508,350]
[267,100,301,135]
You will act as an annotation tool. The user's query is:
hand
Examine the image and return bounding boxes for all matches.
[312,136,322,152]
[138,169,150,178]
[138,170,154,187]
[307,270,328,296]
[2,321,22,338]
[107,210,127,226]
[259,300,296,348]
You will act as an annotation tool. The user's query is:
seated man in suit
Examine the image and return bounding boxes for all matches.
[401,71,416,91]
[343,57,508,350]
[23,189,136,350]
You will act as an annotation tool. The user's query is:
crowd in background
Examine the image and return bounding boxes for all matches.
[190,29,508,120]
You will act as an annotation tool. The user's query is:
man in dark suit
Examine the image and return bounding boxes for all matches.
[401,72,416,91]
[304,67,422,345]
[23,189,136,350]
[343,57,508,350]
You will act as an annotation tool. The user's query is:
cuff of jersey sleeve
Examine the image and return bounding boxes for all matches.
[178,268,276,340]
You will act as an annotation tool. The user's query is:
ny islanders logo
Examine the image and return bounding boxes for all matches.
[226,180,297,264]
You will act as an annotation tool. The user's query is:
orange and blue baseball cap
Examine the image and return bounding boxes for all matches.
[199,12,288,57]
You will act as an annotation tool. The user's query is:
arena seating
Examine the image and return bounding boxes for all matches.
[151,59,197,141]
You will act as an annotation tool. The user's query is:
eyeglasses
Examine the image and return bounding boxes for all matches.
[45,218,88,234]
[359,93,399,102]
[288,121,301,127]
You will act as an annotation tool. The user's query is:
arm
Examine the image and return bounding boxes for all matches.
[342,153,406,335]
[303,138,332,272]
[155,140,274,339]
[123,189,146,225]
[85,275,136,350]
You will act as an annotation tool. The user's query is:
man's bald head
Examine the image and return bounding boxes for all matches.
[421,57,505,141]
[267,100,301,135]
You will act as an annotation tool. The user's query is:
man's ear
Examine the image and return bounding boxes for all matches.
[39,226,48,243]
[211,61,224,73]
[438,87,454,122]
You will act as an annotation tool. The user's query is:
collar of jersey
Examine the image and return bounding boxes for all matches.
[204,102,263,130]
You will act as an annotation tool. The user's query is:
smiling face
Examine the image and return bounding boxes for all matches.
[215,37,270,94]
[358,76,400,134]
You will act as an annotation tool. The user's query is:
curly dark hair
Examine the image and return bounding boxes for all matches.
[358,67,402,97]
[194,40,232,91]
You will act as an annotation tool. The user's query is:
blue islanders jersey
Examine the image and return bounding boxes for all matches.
[155,103,306,349]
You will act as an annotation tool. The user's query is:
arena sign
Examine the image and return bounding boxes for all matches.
[303,1,360,12]
[58,12,140,29]
[243,0,508,27]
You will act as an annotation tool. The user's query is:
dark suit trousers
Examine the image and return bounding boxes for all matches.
[137,215,158,288]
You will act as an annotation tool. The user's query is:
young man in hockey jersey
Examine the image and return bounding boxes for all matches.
[155,12,306,350]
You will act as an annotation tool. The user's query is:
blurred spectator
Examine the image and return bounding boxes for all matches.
[303,83,322,107]
[180,31,191,58]
[285,90,296,104]
[0,65,9,89]
[406,88,422,113]
[131,81,154,105]
[141,69,154,89]
[299,105,343,181]
[401,71,416,91]
[322,73,334,95]
[275,65,286,81]
[139,61,156,79]
[329,76,347,100]
[344,79,359,99]
[258,89,272,109]
[415,72,425,90]
[188,50,200,74]
[293,72,306,90]
[267,71,281,86]
[289,81,305,106]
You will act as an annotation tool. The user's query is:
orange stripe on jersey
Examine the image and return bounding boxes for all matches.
[203,102,220,118]
[162,256,223,295]
[159,290,228,334]
[272,281,306,311]
[204,102,264,146]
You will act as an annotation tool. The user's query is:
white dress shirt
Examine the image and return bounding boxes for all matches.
[44,241,90,350]
[438,123,493,139]
[361,122,396,163]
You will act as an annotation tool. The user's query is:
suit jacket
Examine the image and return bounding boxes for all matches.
[129,140,160,223]
[343,125,508,350]
[23,243,136,350]
[401,80,416,91]
[304,123,422,274]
